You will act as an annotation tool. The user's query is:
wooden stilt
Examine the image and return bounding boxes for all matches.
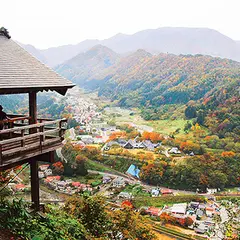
[29,91,40,210]
[30,160,40,210]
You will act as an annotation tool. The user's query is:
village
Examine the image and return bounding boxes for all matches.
[4,98,239,239]
[7,160,237,239]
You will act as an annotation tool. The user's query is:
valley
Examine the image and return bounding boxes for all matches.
[1,23,240,239]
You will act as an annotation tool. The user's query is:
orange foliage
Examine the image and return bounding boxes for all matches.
[142,131,163,143]
[53,161,63,168]
[221,151,235,157]
[108,131,126,141]
[121,200,133,209]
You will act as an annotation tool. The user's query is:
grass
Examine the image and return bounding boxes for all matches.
[205,148,223,154]
[133,195,205,208]
[65,173,103,184]
[144,119,189,135]
[102,106,190,135]
[123,184,150,197]
[127,149,157,159]
[86,160,114,172]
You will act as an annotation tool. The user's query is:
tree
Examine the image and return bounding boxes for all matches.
[109,207,155,240]
[75,155,88,176]
[196,109,205,125]
[185,217,194,227]
[140,162,165,185]
[185,105,197,119]
[64,196,111,238]
[52,161,64,175]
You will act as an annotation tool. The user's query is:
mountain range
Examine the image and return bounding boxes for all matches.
[21,27,240,67]
[18,27,240,137]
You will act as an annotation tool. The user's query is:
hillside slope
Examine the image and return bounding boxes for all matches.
[56,47,240,137]
[55,45,120,88]
[56,47,240,108]
[97,53,240,107]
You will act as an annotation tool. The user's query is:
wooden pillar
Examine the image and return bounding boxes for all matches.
[29,91,37,125]
[29,91,40,210]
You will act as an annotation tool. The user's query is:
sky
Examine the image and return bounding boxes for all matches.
[1,0,240,49]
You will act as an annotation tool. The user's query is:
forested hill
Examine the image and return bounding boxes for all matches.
[56,47,240,137]
[97,52,240,107]
[56,46,240,108]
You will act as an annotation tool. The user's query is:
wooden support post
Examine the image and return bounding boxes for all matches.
[29,91,40,210]
[29,91,37,126]
[21,129,25,147]
[59,120,64,140]
[0,145,2,166]
[30,160,40,210]
[40,125,45,152]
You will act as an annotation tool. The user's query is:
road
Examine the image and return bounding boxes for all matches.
[88,169,195,195]
[57,147,195,195]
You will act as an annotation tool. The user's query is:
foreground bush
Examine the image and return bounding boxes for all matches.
[0,198,88,240]
[0,196,156,240]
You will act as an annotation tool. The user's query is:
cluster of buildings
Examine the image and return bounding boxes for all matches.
[64,87,99,125]
[43,175,93,194]
[6,170,30,194]
[8,183,30,193]
[38,164,93,195]
[105,138,161,151]
[144,200,220,235]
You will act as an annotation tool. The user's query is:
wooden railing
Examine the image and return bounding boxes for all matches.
[0,118,67,167]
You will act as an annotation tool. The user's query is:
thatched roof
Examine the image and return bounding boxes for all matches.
[0,28,74,95]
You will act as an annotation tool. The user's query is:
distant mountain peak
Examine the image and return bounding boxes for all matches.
[20,27,240,67]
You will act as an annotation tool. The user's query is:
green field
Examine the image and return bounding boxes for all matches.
[144,119,189,135]
[86,160,114,172]
[103,107,189,135]
[65,173,103,184]
[133,195,205,208]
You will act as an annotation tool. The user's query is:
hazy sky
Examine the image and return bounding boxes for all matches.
[1,0,239,49]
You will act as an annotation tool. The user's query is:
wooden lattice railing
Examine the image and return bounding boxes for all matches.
[0,118,67,167]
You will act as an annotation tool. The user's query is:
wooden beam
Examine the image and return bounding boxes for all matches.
[0,149,60,171]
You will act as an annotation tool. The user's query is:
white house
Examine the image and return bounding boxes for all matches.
[118,192,132,199]
[44,169,53,177]
[112,177,126,188]
[206,188,217,194]
[103,176,111,184]
[169,147,181,154]
[39,164,50,171]
[171,203,187,215]
[38,171,45,179]
[151,189,160,197]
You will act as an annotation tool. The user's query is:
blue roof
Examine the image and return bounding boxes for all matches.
[126,164,140,178]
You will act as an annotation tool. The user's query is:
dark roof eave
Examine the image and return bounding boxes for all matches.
[0,84,75,95]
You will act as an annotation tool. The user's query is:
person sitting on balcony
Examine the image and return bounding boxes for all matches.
[0,105,9,130]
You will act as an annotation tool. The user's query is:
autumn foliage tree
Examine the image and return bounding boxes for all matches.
[52,161,64,175]
[140,162,166,185]
[110,207,155,240]
[142,131,163,143]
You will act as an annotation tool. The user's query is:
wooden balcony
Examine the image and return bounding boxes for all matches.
[0,116,67,170]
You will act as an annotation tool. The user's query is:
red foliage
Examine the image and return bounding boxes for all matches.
[121,200,133,209]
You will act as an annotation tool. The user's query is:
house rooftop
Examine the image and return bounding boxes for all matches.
[0,28,75,95]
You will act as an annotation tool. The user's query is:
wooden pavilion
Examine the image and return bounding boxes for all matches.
[0,27,75,209]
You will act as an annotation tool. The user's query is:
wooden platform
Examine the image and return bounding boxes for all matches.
[0,117,67,170]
